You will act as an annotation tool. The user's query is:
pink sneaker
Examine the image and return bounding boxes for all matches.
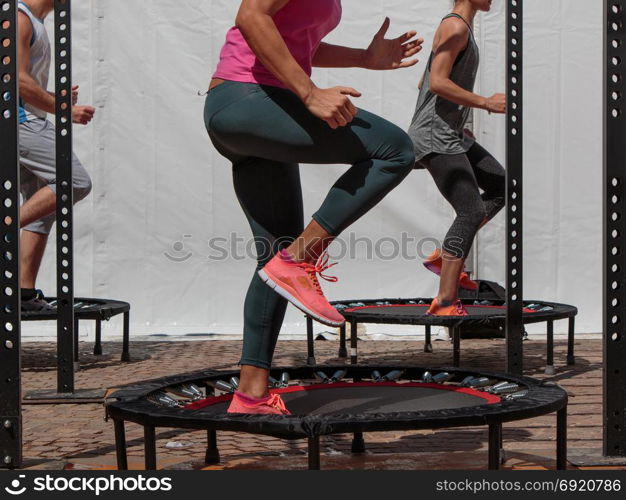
[227,392,291,415]
[259,251,345,327]
[423,249,479,291]
[426,298,469,317]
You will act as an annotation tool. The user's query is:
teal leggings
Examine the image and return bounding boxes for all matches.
[204,81,414,369]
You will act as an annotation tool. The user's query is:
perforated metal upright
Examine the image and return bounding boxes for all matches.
[604,0,626,458]
[505,0,524,375]
[54,0,75,393]
[0,0,22,469]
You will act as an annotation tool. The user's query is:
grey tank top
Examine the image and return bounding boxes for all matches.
[408,14,479,165]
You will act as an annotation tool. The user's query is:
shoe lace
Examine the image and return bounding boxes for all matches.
[454,300,467,315]
[296,252,338,295]
[267,394,289,414]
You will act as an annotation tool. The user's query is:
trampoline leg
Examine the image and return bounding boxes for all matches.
[308,436,321,470]
[556,407,568,470]
[488,424,502,470]
[338,324,348,359]
[350,320,358,365]
[306,316,316,365]
[144,426,157,470]
[351,431,365,454]
[452,326,461,367]
[545,320,555,375]
[113,420,128,471]
[424,325,433,353]
[94,320,103,356]
[567,317,576,366]
[205,430,220,465]
[121,311,131,362]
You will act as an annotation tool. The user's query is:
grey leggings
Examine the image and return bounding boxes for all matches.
[204,81,415,369]
[421,142,505,259]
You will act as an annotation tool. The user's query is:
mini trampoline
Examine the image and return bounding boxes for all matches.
[22,297,131,362]
[106,365,568,470]
[305,298,578,373]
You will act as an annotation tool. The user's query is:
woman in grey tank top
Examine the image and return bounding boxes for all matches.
[407,0,506,316]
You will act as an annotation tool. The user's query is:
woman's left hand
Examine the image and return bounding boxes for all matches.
[363,17,423,70]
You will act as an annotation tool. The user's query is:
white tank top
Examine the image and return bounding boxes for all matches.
[18,2,51,122]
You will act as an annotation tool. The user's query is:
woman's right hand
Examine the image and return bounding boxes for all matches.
[485,93,506,114]
[303,86,362,129]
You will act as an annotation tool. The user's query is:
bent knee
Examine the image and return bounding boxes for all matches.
[385,132,416,175]
[73,176,92,203]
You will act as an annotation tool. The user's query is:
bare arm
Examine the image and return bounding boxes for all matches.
[312,43,366,69]
[18,12,95,124]
[17,12,55,114]
[236,0,314,100]
[313,18,423,70]
[429,19,504,113]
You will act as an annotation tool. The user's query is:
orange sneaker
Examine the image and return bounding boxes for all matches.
[426,298,469,317]
[423,249,479,291]
[227,392,291,415]
[459,272,479,291]
[259,250,345,327]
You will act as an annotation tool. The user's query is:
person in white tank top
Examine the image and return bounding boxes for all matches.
[17,0,96,310]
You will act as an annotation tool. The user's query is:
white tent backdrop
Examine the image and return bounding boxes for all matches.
[23,0,602,340]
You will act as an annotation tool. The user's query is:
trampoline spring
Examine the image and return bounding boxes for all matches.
[490,381,512,390]
[268,376,280,388]
[315,371,331,383]
[329,369,347,383]
[167,385,203,400]
[488,383,521,395]
[214,380,236,393]
[421,371,434,383]
[149,392,180,408]
[371,370,383,382]
[432,372,454,384]
[280,372,290,386]
[461,376,475,386]
[382,370,404,382]
[229,377,240,390]
[505,391,529,400]
[187,384,204,398]
[464,377,491,388]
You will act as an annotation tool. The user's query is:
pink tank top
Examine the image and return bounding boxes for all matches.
[213,0,342,88]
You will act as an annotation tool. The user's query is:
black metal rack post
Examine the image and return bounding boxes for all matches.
[0,0,22,469]
[54,0,75,393]
[505,0,524,376]
[604,0,626,458]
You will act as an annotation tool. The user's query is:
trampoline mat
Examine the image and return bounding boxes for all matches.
[187,383,501,416]
[344,304,534,317]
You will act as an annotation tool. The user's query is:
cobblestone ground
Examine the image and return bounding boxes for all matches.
[17,336,606,470]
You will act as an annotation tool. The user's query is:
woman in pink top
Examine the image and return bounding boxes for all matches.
[205,0,423,415]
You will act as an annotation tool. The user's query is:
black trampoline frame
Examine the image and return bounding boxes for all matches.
[21,298,131,362]
[106,365,568,470]
[305,299,578,371]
